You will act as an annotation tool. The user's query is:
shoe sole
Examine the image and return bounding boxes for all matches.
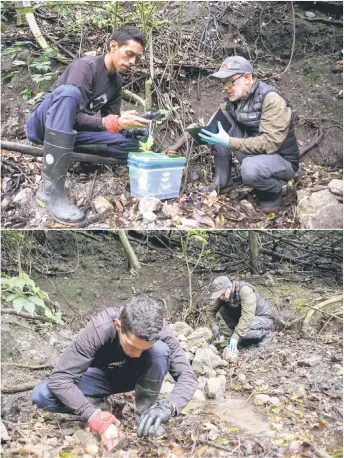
[37,199,85,226]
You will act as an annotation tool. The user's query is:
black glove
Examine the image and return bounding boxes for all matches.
[137,398,173,437]
[212,327,221,340]
[123,128,149,140]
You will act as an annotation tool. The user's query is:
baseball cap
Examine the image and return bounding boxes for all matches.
[211,56,253,79]
[210,276,231,299]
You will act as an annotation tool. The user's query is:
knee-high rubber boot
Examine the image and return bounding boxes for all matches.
[201,146,233,193]
[135,378,166,437]
[37,127,85,225]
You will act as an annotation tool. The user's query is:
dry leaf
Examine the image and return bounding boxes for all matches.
[193,209,215,228]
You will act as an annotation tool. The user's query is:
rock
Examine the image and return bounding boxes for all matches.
[164,372,175,383]
[305,11,316,18]
[193,389,206,401]
[186,327,213,348]
[171,322,193,337]
[139,196,162,214]
[160,381,175,395]
[83,51,97,56]
[204,376,226,399]
[268,396,280,406]
[93,196,114,214]
[297,189,343,229]
[328,179,343,200]
[222,347,238,362]
[208,344,219,354]
[297,356,322,367]
[72,429,99,446]
[198,377,207,391]
[177,334,187,342]
[1,419,10,442]
[254,394,271,406]
[13,187,34,206]
[189,345,199,354]
[238,373,246,383]
[217,369,227,375]
[293,384,306,397]
[253,379,264,387]
[205,369,217,379]
[84,444,99,456]
[243,382,253,390]
[180,341,188,351]
[192,347,224,376]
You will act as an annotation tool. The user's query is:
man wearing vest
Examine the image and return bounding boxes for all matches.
[31,296,197,452]
[26,25,150,225]
[206,276,274,359]
[199,56,299,213]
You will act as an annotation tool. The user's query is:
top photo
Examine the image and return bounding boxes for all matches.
[1,1,343,230]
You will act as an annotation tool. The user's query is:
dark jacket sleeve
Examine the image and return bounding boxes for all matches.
[47,319,104,420]
[60,59,103,131]
[160,325,198,415]
[206,298,222,330]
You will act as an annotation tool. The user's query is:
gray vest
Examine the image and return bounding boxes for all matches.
[227,80,299,171]
[222,281,273,321]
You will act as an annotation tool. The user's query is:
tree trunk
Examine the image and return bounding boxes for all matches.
[248,231,259,274]
[119,230,141,271]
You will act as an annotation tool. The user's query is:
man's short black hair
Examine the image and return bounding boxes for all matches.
[120,295,164,342]
[108,25,145,50]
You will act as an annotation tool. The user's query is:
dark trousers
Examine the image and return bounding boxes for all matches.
[26,85,139,160]
[219,306,273,343]
[31,340,169,414]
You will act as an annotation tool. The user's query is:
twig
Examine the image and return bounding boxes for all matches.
[1,308,58,324]
[1,362,53,370]
[198,439,233,453]
[299,129,324,156]
[273,1,296,77]
[1,382,38,394]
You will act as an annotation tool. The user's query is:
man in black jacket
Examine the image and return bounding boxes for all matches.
[199,56,299,213]
[26,25,150,225]
[31,296,198,452]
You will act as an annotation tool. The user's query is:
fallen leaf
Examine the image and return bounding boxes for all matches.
[193,209,215,228]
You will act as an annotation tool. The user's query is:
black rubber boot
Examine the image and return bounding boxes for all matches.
[37,128,85,225]
[201,146,233,193]
[256,190,282,214]
[135,378,166,437]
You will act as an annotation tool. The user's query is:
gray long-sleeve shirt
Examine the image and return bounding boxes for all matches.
[47,307,197,420]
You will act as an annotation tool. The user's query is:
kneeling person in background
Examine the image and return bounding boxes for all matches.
[206,276,274,358]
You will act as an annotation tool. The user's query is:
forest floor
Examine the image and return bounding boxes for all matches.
[1,1,343,229]
[1,237,343,457]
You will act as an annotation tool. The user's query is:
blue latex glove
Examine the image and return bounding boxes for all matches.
[228,338,238,354]
[199,121,230,147]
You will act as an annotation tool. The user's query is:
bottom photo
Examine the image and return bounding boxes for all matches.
[1,229,343,457]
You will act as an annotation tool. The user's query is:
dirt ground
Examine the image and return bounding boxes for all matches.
[1,237,343,457]
[1,1,343,229]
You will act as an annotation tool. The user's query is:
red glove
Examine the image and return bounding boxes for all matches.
[88,410,118,436]
[102,114,120,134]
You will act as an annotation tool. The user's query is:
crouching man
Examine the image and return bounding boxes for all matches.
[31,296,197,451]
[206,276,274,358]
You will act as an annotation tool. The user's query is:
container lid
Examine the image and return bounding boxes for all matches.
[128,152,186,167]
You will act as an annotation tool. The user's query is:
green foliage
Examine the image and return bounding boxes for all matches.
[1,41,26,55]
[29,54,56,88]
[20,89,33,100]
[1,273,63,324]
[139,134,154,152]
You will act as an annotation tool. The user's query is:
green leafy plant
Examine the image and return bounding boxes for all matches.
[139,134,154,152]
[1,273,63,324]
[1,40,26,55]
[20,88,33,100]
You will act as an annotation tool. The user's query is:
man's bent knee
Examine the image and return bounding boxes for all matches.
[31,379,54,409]
[241,159,261,185]
[55,84,82,102]
[145,341,170,379]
